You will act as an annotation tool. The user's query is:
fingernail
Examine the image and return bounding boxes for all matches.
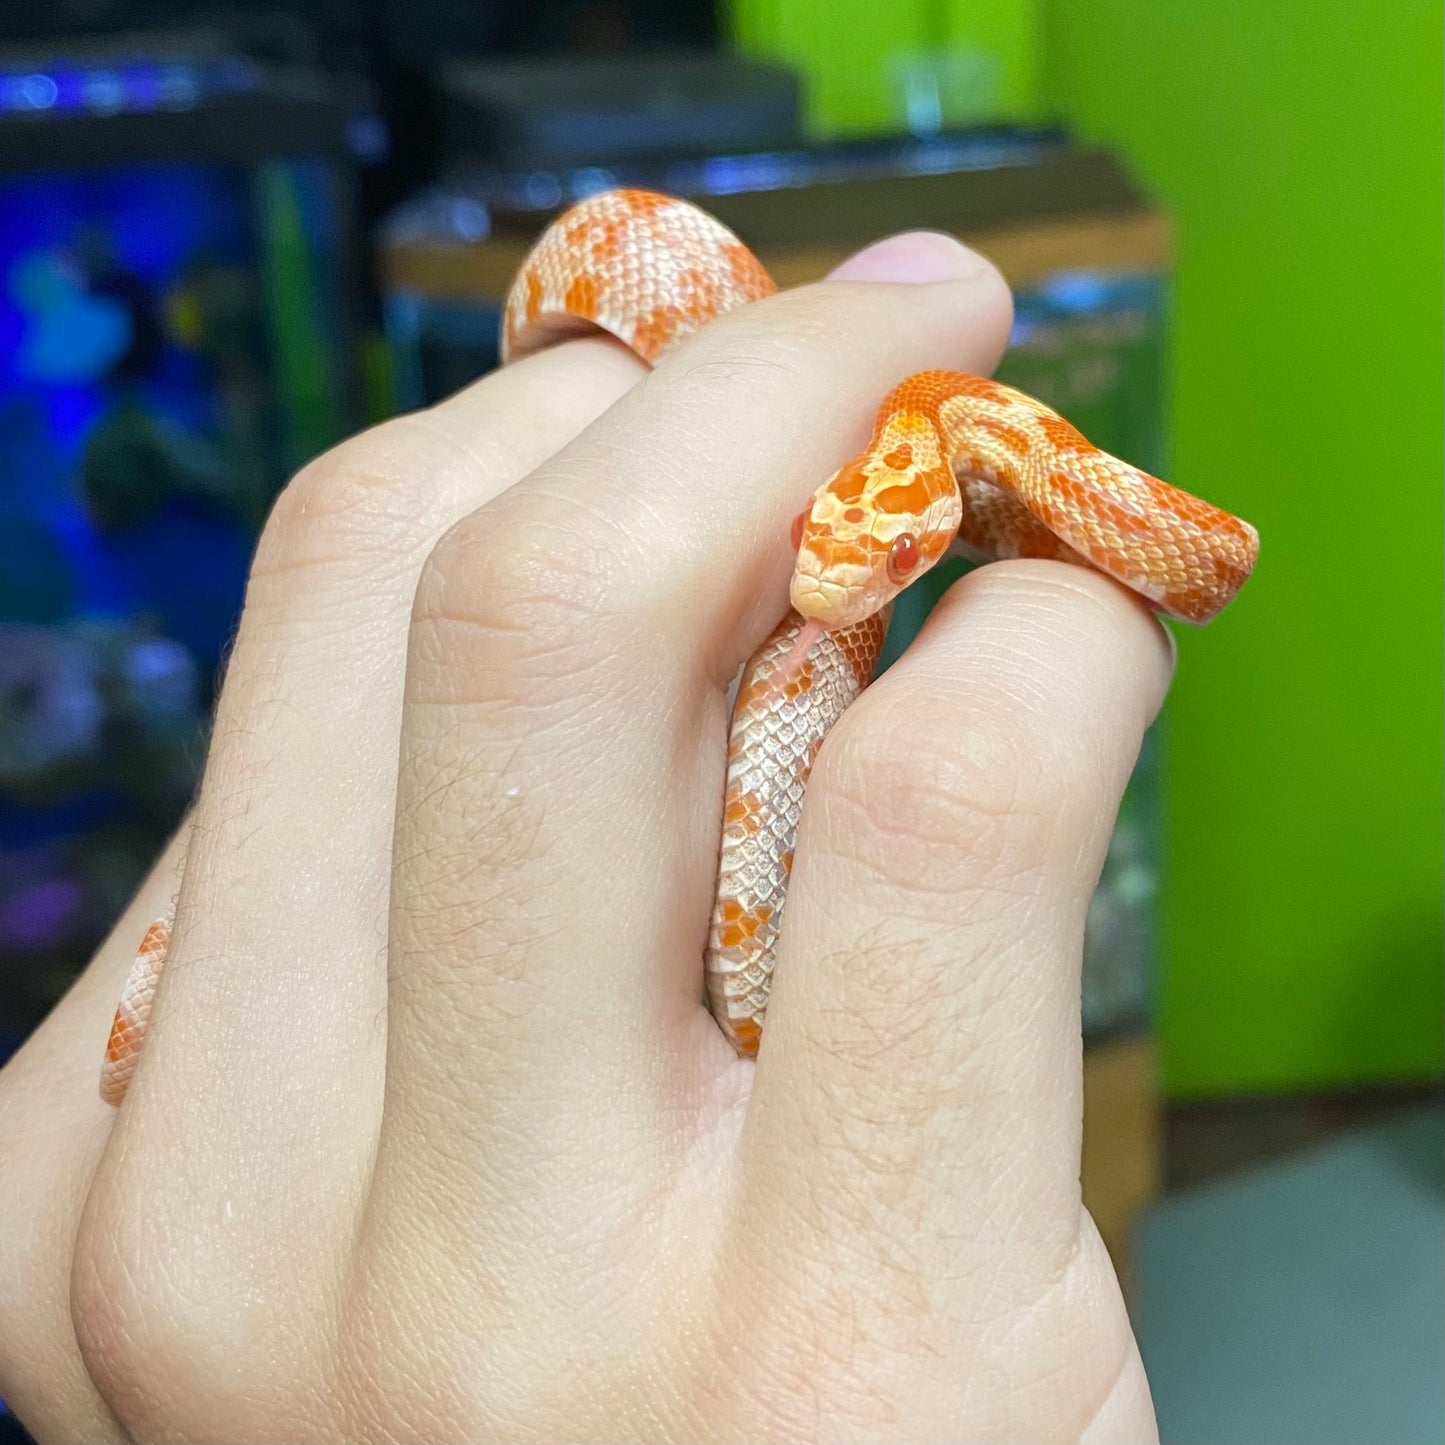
[826,231,985,284]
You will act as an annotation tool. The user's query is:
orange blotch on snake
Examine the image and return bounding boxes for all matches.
[1039,412,1090,455]
[873,477,934,515]
[632,306,683,360]
[564,274,599,318]
[729,1017,762,1055]
[675,266,722,320]
[1046,471,1087,507]
[523,270,543,321]
[724,791,763,827]
[842,506,865,524]
[883,443,914,470]
[790,509,808,550]
[828,467,869,504]
[722,240,775,298]
[615,188,671,218]
[739,644,816,711]
[971,413,1034,459]
[590,227,619,263]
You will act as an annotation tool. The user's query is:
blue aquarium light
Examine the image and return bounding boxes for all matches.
[0,56,260,119]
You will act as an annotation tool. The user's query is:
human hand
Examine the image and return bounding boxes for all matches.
[0,230,1168,1443]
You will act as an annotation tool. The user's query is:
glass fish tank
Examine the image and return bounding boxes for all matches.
[0,45,368,1059]
[378,132,1169,1040]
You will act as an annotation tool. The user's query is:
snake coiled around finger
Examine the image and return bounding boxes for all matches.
[101,188,1257,1098]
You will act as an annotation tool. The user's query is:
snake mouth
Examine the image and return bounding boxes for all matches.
[789,572,857,629]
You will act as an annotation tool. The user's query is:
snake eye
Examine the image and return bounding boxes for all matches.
[790,508,809,550]
[886,532,920,584]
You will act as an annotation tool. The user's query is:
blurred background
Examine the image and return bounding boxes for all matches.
[0,2,1439,1441]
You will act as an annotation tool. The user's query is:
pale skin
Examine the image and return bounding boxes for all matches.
[0,230,1169,1443]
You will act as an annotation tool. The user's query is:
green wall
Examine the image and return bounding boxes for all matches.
[732,0,1443,1095]
[727,0,1040,134]
[1042,1,1443,1095]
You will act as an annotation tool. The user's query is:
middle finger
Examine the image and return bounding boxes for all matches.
[378,247,1014,1241]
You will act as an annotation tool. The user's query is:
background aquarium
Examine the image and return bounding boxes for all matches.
[0,152,363,1057]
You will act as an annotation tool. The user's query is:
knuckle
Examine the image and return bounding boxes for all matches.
[71,1175,327,1437]
[254,419,443,576]
[418,494,609,627]
[0,1122,82,1427]
[70,1198,186,1419]
[410,489,639,694]
[811,684,1067,899]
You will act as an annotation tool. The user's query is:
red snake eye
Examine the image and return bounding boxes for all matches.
[886,532,920,584]
[790,509,809,550]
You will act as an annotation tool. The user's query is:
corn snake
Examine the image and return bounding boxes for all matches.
[101,188,1256,1099]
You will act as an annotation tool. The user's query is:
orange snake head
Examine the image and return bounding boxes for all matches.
[788,414,962,629]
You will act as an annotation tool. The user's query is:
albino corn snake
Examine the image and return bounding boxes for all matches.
[102,188,1257,1098]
